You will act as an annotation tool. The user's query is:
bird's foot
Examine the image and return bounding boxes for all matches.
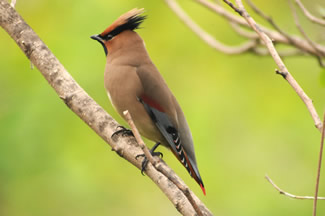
[111,126,134,138]
[135,142,163,175]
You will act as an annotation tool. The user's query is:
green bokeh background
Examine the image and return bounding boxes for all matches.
[1,0,325,215]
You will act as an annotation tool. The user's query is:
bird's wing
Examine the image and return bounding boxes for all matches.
[138,96,205,193]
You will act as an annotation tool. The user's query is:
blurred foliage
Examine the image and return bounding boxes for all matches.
[1,0,325,215]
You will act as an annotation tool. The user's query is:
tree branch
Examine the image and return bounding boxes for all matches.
[0,1,212,215]
[165,0,259,55]
[289,0,325,67]
[313,113,325,216]
[295,0,325,26]
[265,175,325,200]
[194,0,325,58]
[222,0,322,131]
[245,0,303,50]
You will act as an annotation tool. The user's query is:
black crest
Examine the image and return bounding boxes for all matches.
[101,14,146,40]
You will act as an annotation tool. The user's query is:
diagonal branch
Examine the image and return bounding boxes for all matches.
[295,0,325,26]
[0,1,212,215]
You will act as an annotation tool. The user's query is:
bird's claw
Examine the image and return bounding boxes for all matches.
[111,126,134,138]
[135,150,163,175]
[135,151,163,160]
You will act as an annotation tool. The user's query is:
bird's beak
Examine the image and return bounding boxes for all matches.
[90,34,102,42]
[90,34,108,56]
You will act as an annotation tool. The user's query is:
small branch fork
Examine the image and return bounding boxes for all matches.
[265,175,325,200]
[243,0,325,67]
[123,111,204,216]
[288,0,325,67]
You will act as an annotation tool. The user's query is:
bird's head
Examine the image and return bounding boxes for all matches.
[91,8,146,56]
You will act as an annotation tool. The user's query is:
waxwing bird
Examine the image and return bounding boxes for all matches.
[91,8,205,195]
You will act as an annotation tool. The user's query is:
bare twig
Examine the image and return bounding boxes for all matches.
[165,0,258,55]
[123,110,158,166]
[289,0,325,67]
[246,0,324,66]
[295,0,325,26]
[0,1,212,215]
[123,110,204,216]
[223,0,322,131]
[246,0,325,67]
[246,0,291,39]
[196,0,248,26]
[10,0,16,8]
[265,175,325,200]
[313,113,325,216]
[194,0,325,57]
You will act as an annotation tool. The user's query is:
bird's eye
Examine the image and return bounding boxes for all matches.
[106,34,113,40]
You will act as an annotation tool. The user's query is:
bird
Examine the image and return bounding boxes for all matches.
[91,8,205,195]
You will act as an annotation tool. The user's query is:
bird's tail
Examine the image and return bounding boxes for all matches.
[171,144,206,196]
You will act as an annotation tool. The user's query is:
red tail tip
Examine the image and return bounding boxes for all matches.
[200,183,206,196]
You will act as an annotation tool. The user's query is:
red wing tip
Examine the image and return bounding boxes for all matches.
[200,183,206,196]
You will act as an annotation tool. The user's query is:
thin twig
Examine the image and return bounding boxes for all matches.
[245,0,317,62]
[123,110,157,166]
[295,0,325,26]
[289,0,325,67]
[313,113,325,216]
[195,0,248,26]
[265,175,325,200]
[165,0,258,55]
[123,110,204,216]
[247,0,324,66]
[223,0,322,131]
[10,0,16,8]
[246,0,293,41]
